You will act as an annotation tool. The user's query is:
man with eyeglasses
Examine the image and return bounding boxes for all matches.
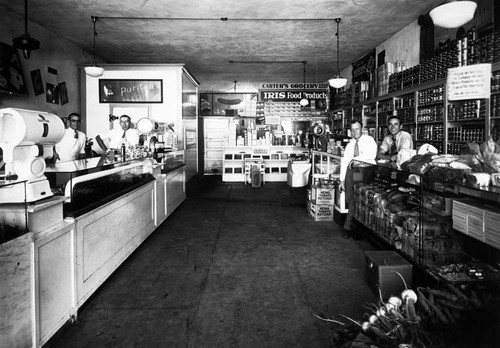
[54,113,86,162]
[96,114,139,153]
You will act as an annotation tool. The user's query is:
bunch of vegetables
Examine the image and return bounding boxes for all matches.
[415,283,483,326]
[356,287,431,347]
[315,282,431,347]
[314,273,495,348]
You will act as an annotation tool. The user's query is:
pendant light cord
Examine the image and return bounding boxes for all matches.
[302,61,306,87]
[23,0,29,34]
[91,16,98,65]
[335,18,341,76]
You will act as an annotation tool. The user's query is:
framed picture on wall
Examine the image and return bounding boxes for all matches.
[59,82,68,105]
[99,79,163,103]
[0,42,28,97]
[30,69,44,96]
[46,83,59,104]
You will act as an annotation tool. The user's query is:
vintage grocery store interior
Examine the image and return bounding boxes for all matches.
[1,0,500,347]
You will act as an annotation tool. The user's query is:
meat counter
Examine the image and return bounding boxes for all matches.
[45,156,155,217]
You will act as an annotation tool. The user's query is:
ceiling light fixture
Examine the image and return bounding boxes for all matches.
[12,0,40,59]
[84,16,104,78]
[300,61,309,107]
[429,1,477,29]
[328,18,347,89]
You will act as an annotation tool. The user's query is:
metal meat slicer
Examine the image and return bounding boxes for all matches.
[0,108,64,203]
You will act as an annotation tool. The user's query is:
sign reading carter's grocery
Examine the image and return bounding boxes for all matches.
[259,82,328,108]
[260,83,329,89]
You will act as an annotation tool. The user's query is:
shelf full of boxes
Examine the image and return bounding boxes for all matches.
[222,145,308,183]
[330,17,499,147]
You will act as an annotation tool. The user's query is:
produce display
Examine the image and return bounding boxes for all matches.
[316,280,499,347]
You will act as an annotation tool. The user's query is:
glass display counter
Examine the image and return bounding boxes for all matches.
[0,179,27,244]
[352,159,500,286]
[45,156,155,217]
[161,150,185,173]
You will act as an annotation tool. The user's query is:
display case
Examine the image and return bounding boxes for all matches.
[352,159,500,286]
[0,179,28,245]
[45,157,155,217]
[161,150,185,173]
[222,145,308,182]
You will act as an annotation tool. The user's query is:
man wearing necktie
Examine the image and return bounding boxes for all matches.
[96,114,139,153]
[53,113,86,162]
[339,120,377,238]
[378,115,413,162]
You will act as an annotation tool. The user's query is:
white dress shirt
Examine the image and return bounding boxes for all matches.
[55,128,86,162]
[340,134,378,181]
[379,130,413,155]
[99,127,139,149]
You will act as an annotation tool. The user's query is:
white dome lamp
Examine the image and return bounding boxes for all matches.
[430,1,477,29]
[299,61,309,107]
[328,18,347,89]
[84,16,105,78]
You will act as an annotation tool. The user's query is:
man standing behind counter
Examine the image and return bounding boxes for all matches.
[378,115,413,161]
[339,120,378,238]
[96,115,139,153]
[54,113,86,162]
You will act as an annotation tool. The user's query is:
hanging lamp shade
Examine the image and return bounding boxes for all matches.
[84,66,105,77]
[429,1,477,29]
[12,0,40,59]
[328,76,348,89]
[299,61,309,106]
[85,16,104,78]
[329,18,347,89]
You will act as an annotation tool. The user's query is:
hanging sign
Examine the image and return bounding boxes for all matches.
[260,82,329,89]
[352,49,376,82]
[446,63,491,101]
[260,90,327,102]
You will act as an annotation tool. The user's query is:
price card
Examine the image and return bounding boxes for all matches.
[446,63,492,101]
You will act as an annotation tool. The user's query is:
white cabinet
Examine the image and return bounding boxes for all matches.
[222,146,309,182]
[34,220,76,347]
[75,182,155,306]
[166,167,186,216]
[155,174,168,225]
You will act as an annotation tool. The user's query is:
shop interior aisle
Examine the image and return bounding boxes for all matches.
[48,176,378,348]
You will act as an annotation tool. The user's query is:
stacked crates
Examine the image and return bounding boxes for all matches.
[307,178,335,221]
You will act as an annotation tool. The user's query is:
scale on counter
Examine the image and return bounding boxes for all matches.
[0,108,65,203]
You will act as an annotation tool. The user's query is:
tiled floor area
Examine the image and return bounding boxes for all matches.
[48,176,379,347]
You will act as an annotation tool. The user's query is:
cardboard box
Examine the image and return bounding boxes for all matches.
[308,202,334,221]
[485,209,500,248]
[310,185,335,205]
[365,250,413,300]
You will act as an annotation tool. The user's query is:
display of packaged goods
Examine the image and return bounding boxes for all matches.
[422,192,453,216]
[420,235,464,266]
